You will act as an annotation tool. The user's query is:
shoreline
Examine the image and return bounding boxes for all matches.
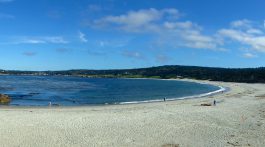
[0,80,265,146]
[1,78,227,107]
[119,84,226,105]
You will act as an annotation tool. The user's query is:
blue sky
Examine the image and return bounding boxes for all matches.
[1,0,265,70]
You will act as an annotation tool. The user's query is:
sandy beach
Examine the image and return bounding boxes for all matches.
[0,80,265,147]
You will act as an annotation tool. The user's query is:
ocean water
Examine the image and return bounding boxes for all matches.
[0,75,221,106]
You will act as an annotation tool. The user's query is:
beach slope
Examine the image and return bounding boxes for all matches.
[0,80,265,147]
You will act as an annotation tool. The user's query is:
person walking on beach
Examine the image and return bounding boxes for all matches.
[164,97,166,102]
[213,100,216,106]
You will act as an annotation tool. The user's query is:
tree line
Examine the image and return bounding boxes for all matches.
[1,65,265,83]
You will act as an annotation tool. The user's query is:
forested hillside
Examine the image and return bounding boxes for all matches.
[1,65,265,83]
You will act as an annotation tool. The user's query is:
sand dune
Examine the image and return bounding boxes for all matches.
[0,80,265,147]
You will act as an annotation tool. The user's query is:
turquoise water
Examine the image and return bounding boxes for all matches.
[0,76,221,106]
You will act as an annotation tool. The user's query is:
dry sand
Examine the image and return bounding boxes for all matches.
[0,80,265,147]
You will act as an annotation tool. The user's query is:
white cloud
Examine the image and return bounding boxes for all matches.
[230,19,264,35]
[90,10,265,53]
[246,28,263,35]
[92,8,223,51]
[218,20,265,52]
[93,8,180,33]
[15,36,68,44]
[21,39,46,44]
[44,36,68,44]
[179,29,218,50]
[162,21,224,51]
[97,9,158,26]
[243,53,257,58]
[164,21,196,30]
[97,39,128,48]
[230,19,252,28]
[78,31,88,43]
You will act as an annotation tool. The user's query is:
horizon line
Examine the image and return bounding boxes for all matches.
[1,64,265,72]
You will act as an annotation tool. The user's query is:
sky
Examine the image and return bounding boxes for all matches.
[1,0,265,70]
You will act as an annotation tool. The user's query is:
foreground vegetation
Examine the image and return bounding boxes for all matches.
[1,65,265,83]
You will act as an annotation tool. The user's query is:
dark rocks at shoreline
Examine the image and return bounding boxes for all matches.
[0,94,11,104]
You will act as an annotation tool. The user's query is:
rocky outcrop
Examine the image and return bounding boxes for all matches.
[0,94,11,104]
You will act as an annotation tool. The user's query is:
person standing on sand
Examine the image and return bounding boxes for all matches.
[213,100,216,106]
[164,97,166,101]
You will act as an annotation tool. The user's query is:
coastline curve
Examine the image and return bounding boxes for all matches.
[119,80,227,105]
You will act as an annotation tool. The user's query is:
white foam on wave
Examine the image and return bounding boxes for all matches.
[119,85,226,105]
